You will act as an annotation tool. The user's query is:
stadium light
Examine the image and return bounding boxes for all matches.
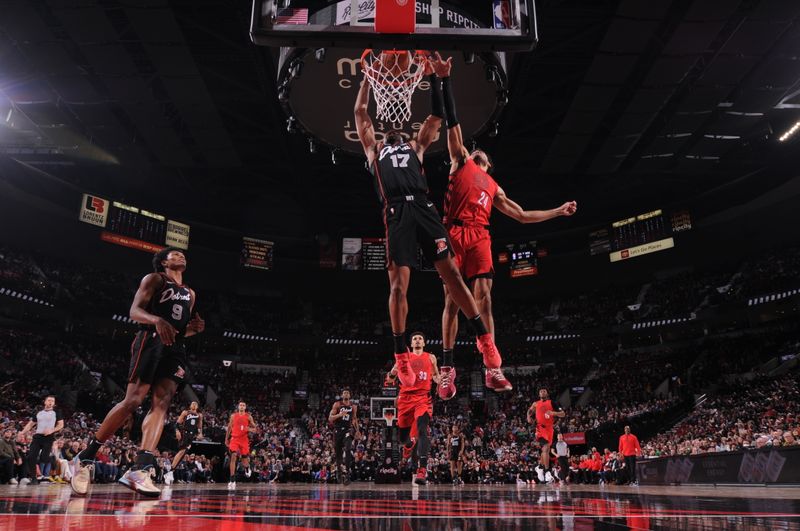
[779,121,800,142]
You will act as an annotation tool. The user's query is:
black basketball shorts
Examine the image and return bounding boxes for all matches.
[179,429,197,450]
[384,196,453,268]
[128,331,189,386]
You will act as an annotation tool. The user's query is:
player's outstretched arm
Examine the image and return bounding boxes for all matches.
[354,79,377,164]
[413,56,444,158]
[431,52,469,166]
[494,188,578,224]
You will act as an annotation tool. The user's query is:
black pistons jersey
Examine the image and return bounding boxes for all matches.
[450,435,462,459]
[184,412,200,434]
[369,142,428,203]
[335,404,354,432]
[143,273,192,338]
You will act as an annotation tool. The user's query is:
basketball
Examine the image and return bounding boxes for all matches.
[379,51,411,78]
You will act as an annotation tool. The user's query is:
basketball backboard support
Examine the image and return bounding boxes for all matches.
[251,0,538,52]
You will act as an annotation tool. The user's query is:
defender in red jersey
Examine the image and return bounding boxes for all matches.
[385,332,440,486]
[527,388,565,482]
[226,401,256,490]
[431,52,577,398]
[355,54,506,389]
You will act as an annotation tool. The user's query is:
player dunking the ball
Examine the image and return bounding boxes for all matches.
[385,332,440,485]
[430,52,578,400]
[355,52,505,389]
[226,401,257,490]
[70,248,204,497]
[527,388,565,483]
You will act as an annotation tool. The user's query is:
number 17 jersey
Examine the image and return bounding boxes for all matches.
[369,142,428,203]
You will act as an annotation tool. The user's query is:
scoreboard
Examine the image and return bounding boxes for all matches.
[610,209,668,252]
[107,202,168,246]
[80,194,190,252]
[342,237,387,271]
[589,209,692,263]
[341,237,435,271]
[507,241,538,278]
[241,237,274,270]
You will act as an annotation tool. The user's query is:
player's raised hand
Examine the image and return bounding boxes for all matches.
[155,318,178,345]
[429,52,453,78]
[557,201,578,217]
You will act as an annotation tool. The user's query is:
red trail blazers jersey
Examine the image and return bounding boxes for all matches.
[443,158,498,227]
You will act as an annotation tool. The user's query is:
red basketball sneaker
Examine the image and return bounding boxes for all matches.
[413,467,427,486]
[485,368,513,392]
[394,351,416,387]
[477,333,502,369]
[438,366,457,400]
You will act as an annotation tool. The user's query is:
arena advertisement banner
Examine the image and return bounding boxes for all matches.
[562,432,586,445]
[166,220,190,250]
[79,194,109,227]
[637,446,800,485]
[609,237,675,263]
[100,231,164,253]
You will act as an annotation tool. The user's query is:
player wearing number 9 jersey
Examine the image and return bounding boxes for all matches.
[70,248,205,498]
[432,51,578,398]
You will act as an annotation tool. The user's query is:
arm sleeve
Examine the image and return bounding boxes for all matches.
[442,77,459,129]
[429,75,446,120]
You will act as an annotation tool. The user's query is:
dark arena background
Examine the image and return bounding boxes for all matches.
[1,0,800,529]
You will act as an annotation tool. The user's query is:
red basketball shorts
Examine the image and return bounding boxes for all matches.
[228,437,250,455]
[448,226,493,282]
[397,394,433,430]
[536,425,554,446]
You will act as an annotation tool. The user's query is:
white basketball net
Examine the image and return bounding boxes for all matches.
[362,50,428,128]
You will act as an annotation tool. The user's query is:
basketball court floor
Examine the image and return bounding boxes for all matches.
[0,483,798,530]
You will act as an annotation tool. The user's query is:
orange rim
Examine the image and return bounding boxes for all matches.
[361,49,429,86]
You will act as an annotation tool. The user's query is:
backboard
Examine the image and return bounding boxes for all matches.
[251,0,538,52]
[255,1,537,155]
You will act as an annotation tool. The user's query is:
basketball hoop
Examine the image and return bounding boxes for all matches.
[382,407,397,427]
[361,49,429,129]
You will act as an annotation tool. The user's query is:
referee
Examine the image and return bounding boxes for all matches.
[553,433,570,482]
[19,396,63,485]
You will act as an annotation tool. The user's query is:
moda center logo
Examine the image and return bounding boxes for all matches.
[79,193,110,228]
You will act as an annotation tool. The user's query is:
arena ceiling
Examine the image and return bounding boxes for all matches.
[2,0,800,242]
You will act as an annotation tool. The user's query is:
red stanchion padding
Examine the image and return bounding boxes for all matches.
[375,0,416,34]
